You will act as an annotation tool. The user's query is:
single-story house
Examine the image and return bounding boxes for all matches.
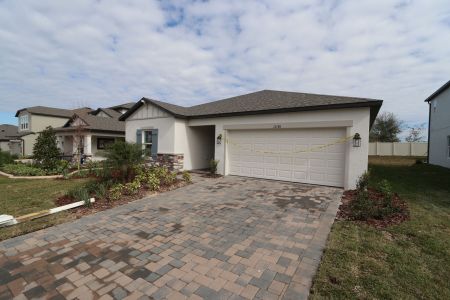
[54,111,125,161]
[120,90,382,189]
[425,80,450,168]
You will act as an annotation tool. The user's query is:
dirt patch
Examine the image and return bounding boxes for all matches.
[337,188,409,228]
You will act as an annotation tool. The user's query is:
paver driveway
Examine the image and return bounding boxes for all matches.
[0,176,342,300]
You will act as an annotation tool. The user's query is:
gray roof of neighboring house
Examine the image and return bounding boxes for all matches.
[424,79,450,102]
[0,124,19,141]
[90,108,122,118]
[15,106,93,118]
[120,89,383,124]
[109,102,135,110]
[54,112,124,133]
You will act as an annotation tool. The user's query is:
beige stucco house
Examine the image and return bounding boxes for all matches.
[121,90,382,189]
[14,106,92,156]
[0,124,21,155]
[53,108,125,160]
[14,103,132,157]
[425,80,450,168]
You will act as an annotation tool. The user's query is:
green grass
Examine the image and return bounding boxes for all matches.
[311,163,450,299]
[0,176,90,241]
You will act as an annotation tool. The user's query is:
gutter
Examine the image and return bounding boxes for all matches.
[427,101,431,163]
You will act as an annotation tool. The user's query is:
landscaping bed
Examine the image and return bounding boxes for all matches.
[338,187,409,228]
[54,168,191,218]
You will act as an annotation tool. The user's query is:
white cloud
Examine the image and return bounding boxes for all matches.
[0,0,449,129]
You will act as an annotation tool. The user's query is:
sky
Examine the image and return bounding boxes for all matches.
[1,0,450,139]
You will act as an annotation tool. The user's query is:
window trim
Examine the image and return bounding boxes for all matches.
[142,130,153,155]
[19,115,29,130]
[447,136,450,159]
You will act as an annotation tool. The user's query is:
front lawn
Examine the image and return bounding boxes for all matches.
[0,176,90,241]
[311,163,450,299]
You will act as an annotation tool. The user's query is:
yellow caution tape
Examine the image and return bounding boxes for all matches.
[225,135,355,155]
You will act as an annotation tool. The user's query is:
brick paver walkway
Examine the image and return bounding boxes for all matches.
[0,176,342,300]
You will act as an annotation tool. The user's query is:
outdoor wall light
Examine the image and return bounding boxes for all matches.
[353,133,361,147]
[216,134,222,145]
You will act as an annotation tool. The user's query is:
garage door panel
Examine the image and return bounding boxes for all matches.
[228,128,346,187]
[293,171,307,180]
[278,170,292,179]
[280,156,293,164]
[253,168,264,176]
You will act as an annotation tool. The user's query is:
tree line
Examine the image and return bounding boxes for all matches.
[369,112,425,143]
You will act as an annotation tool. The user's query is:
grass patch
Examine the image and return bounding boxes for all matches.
[0,176,90,241]
[311,163,450,299]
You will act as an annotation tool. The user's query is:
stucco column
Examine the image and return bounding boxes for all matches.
[84,135,92,155]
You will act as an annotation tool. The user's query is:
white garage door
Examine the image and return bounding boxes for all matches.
[227,128,346,187]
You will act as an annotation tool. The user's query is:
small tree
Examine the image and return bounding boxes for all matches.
[405,127,424,142]
[33,126,61,170]
[104,141,144,182]
[369,112,403,142]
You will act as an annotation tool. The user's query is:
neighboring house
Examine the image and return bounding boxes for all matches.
[14,103,130,157]
[120,90,382,189]
[14,106,92,156]
[0,124,21,155]
[425,80,450,168]
[53,110,125,160]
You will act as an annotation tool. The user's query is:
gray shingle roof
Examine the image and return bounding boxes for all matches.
[120,90,383,124]
[109,102,135,110]
[15,106,93,118]
[0,124,19,141]
[54,112,124,133]
[90,108,122,118]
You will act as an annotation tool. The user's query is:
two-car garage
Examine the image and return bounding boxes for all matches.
[227,127,347,187]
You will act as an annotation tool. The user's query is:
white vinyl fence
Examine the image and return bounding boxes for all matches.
[369,142,427,156]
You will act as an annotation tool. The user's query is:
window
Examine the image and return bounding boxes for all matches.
[143,130,153,155]
[448,136,450,158]
[19,115,29,130]
[97,138,115,150]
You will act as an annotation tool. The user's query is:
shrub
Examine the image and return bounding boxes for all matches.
[0,150,16,167]
[1,163,46,176]
[145,173,160,191]
[209,159,219,175]
[108,184,124,201]
[162,170,177,185]
[349,190,373,220]
[182,171,192,183]
[104,141,144,182]
[95,182,108,199]
[32,126,61,170]
[124,180,141,195]
[356,170,370,192]
[67,186,89,202]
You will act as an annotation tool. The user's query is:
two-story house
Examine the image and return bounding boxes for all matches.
[425,80,450,168]
[15,106,92,156]
[14,103,131,157]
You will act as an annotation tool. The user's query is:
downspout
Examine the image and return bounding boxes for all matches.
[427,101,431,163]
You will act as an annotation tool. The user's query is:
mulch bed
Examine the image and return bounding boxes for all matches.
[55,180,190,218]
[337,188,409,228]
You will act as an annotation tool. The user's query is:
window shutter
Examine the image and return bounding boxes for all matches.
[136,129,142,145]
[151,129,158,157]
